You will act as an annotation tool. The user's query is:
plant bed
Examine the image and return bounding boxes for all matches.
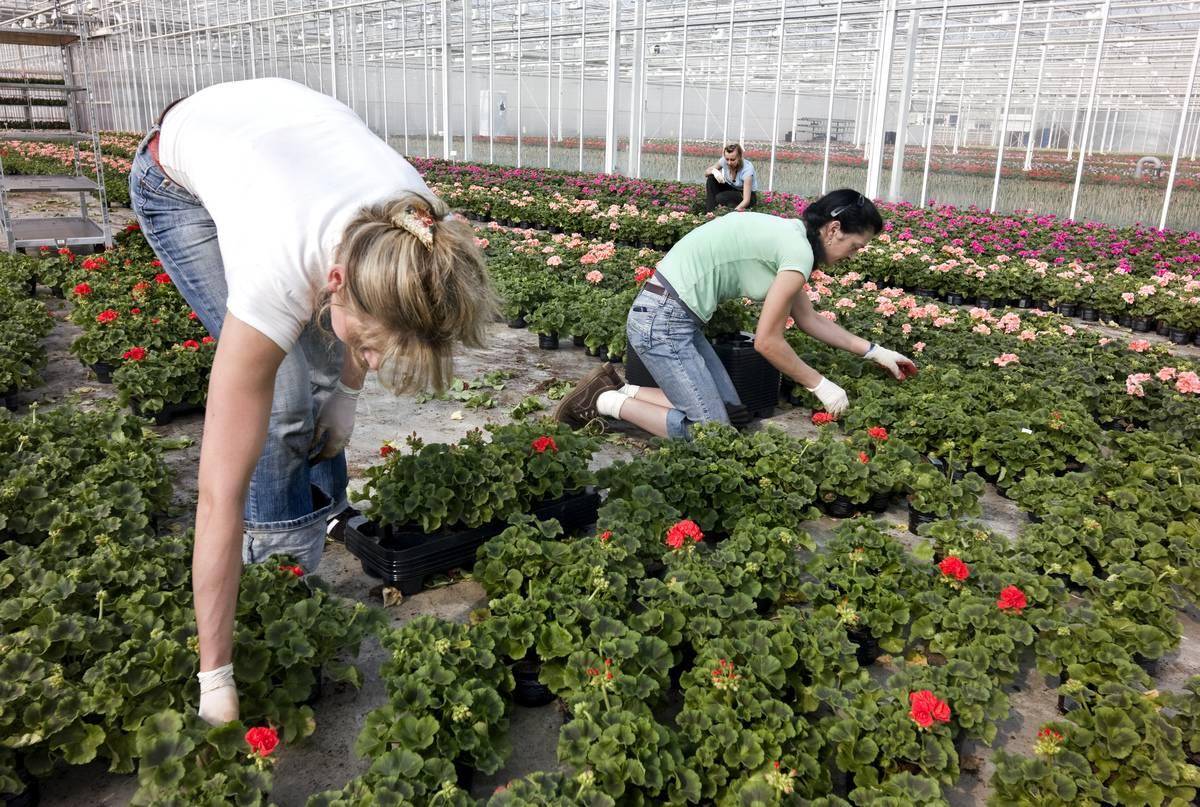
[344,487,601,593]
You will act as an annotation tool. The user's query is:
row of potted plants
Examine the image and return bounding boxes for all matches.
[0,402,384,804]
[0,254,52,406]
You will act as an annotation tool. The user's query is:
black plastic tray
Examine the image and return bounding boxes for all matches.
[346,487,601,594]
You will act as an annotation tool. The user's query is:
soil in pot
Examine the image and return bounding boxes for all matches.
[537,333,559,350]
[511,657,557,707]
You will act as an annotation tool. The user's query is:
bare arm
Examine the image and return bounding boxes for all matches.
[736,174,753,210]
[194,313,285,672]
[788,285,873,356]
[753,271,828,388]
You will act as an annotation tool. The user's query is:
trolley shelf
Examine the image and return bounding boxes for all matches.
[2,175,98,193]
[10,216,105,248]
[0,29,80,47]
[0,129,92,142]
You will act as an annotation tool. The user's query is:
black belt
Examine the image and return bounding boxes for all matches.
[643,282,669,297]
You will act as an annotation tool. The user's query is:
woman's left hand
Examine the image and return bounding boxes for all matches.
[311,382,361,460]
[864,344,918,380]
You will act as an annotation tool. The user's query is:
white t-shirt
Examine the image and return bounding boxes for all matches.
[157,78,433,353]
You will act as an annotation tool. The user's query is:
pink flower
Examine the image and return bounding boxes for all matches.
[1176,371,1200,395]
[901,323,912,335]
[1156,367,1177,382]
[546,255,563,267]
[1018,329,1037,342]
[1128,340,1151,353]
[1121,292,1136,305]
[972,324,991,335]
[634,266,655,284]
[993,353,1020,367]
[1126,372,1152,397]
[912,341,926,353]
[585,270,604,284]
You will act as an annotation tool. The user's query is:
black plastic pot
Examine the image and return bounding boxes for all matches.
[847,627,881,667]
[1015,296,1033,309]
[1079,305,1099,322]
[945,292,965,306]
[454,761,475,792]
[1194,331,1200,347]
[0,758,38,807]
[1134,654,1161,678]
[1169,328,1193,345]
[914,288,937,299]
[1056,302,1077,317]
[90,361,115,384]
[1056,672,1081,714]
[511,657,556,707]
[572,335,586,347]
[1131,316,1155,333]
[594,349,610,362]
[820,495,858,519]
[1,389,17,412]
[132,399,205,426]
[976,296,994,310]
[866,490,892,513]
[1156,319,1170,336]
[908,504,938,535]
[1033,299,1051,311]
[25,276,36,297]
[537,333,559,350]
[345,488,602,594]
[1118,314,1134,329]
[669,645,698,692]
[507,316,528,329]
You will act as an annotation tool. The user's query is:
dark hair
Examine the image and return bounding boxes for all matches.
[724,143,743,157]
[802,188,884,266]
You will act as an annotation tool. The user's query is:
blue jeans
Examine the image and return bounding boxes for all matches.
[129,128,347,571]
[625,288,742,440]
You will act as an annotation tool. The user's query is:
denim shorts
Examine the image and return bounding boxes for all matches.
[625,288,742,440]
[129,128,347,571]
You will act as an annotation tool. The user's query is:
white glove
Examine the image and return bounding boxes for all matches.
[311,381,360,461]
[863,343,918,380]
[198,663,239,726]
[807,377,849,416]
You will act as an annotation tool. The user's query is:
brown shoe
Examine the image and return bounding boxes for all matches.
[554,363,623,428]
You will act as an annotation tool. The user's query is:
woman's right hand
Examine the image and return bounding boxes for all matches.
[807,376,850,416]
[198,664,240,725]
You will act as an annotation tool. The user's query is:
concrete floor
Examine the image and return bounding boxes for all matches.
[12,198,1200,805]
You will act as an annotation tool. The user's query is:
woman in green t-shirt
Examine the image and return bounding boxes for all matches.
[554,189,917,438]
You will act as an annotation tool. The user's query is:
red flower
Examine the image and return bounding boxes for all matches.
[532,435,558,453]
[132,280,150,293]
[279,564,304,577]
[634,266,655,284]
[858,451,870,464]
[665,519,704,549]
[188,311,199,320]
[599,530,612,543]
[997,585,1028,614]
[72,282,92,296]
[150,259,162,267]
[201,336,215,344]
[38,245,51,252]
[908,690,952,729]
[122,347,147,361]
[380,444,395,457]
[81,257,108,270]
[96,309,118,324]
[182,339,201,350]
[868,426,889,440]
[938,556,970,581]
[124,222,140,233]
[154,272,172,284]
[811,412,835,425]
[244,726,279,757]
[130,307,142,315]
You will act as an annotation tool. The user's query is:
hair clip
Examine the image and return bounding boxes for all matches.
[394,206,435,249]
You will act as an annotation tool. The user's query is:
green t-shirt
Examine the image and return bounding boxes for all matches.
[655,212,814,322]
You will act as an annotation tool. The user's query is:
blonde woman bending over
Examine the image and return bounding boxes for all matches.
[129,78,496,726]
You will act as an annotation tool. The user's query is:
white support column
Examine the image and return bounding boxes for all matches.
[722,0,735,143]
[790,87,800,149]
[703,79,711,141]
[402,1,411,156]
[1048,108,1058,149]
[1024,0,1052,171]
[864,0,898,201]
[329,0,338,102]
[603,0,620,174]
[547,0,553,167]
[1191,105,1200,161]
[627,0,645,177]
[821,0,844,195]
[422,0,431,157]
[1069,0,1111,222]
[767,0,787,191]
[516,0,523,167]
[888,10,919,203]
[952,79,963,154]
[989,0,1025,213]
[675,0,691,180]
[919,0,949,208]
[737,51,748,145]
[854,85,865,147]
[1160,20,1200,230]
[578,0,586,171]
[463,0,473,161]
[487,0,494,163]
[1067,69,1084,160]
